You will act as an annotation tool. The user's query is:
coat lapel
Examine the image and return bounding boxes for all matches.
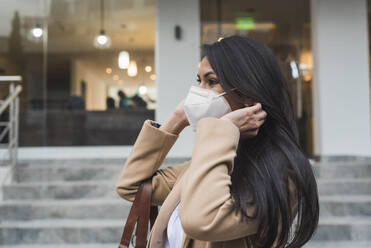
[147,161,190,248]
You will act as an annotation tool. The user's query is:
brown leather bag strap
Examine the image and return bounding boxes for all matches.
[118,178,158,248]
[135,180,153,248]
[118,183,142,248]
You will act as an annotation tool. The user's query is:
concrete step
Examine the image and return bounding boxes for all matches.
[12,164,122,183]
[1,195,370,221]
[2,181,118,200]
[309,216,371,241]
[1,217,371,245]
[4,178,371,200]
[0,241,370,248]
[317,178,371,195]
[312,161,371,179]
[0,199,132,221]
[11,158,189,183]
[319,195,371,217]
[10,161,371,183]
[0,219,127,245]
[0,244,119,248]
[8,160,371,182]
[0,242,371,248]
[1,159,370,246]
[303,241,371,248]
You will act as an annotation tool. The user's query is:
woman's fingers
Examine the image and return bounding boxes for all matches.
[256,118,265,128]
[246,102,262,115]
[235,102,266,138]
[241,111,266,132]
[255,110,267,121]
[242,128,259,138]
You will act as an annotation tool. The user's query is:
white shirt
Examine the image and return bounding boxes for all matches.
[164,202,184,248]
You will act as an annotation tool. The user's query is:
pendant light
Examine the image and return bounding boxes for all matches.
[27,23,43,43]
[127,61,138,77]
[118,51,130,69]
[94,0,111,49]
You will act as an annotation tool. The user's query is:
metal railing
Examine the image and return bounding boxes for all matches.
[0,76,22,176]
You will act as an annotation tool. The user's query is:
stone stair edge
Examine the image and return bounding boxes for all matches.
[4,177,371,187]
[317,216,371,225]
[2,194,371,206]
[1,216,371,228]
[0,244,118,248]
[3,181,118,187]
[12,158,371,168]
[0,219,127,228]
[1,241,371,248]
[313,160,371,167]
[15,157,190,166]
[0,198,131,206]
[303,241,371,248]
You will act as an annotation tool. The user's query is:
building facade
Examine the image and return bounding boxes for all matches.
[0,0,370,160]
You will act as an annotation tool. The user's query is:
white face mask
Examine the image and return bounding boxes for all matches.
[184,85,236,132]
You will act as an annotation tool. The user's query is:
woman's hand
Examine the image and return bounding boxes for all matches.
[220,102,267,139]
[173,99,189,125]
[159,99,189,135]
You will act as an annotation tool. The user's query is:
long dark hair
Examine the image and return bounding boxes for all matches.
[203,35,319,247]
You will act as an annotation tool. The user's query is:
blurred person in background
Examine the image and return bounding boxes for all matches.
[118,90,133,108]
[131,92,148,109]
[106,97,115,109]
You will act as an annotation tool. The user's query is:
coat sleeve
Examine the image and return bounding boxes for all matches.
[115,119,189,206]
[178,116,261,241]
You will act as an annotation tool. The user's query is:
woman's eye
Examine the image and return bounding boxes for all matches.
[208,79,218,85]
[196,78,219,85]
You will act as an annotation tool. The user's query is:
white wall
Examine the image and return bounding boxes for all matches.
[71,60,106,110]
[311,0,371,156]
[155,0,200,157]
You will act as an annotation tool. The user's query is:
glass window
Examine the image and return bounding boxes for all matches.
[200,0,313,155]
[0,0,156,146]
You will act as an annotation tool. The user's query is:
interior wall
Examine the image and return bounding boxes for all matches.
[311,0,371,156]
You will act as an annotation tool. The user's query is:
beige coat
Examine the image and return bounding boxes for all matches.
[115,117,298,248]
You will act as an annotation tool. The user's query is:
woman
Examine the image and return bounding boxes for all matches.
[116,35,319,248]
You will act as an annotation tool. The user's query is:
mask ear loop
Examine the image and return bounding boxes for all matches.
[218,88,253,107]
[216,87,237,97]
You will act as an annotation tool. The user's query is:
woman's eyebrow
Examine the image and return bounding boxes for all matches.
[197,71,216,78]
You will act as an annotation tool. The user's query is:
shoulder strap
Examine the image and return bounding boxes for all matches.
[118,178,158,248]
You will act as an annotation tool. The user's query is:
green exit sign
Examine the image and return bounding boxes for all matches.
[235,17,255,30]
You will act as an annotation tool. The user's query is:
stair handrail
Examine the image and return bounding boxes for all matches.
[0,85,22,115]
[0,76,22,185]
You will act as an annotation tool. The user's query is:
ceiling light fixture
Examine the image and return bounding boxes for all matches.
[31,24,43,38]
[28,23,43,43]
[127,61,138,77]
[118,51,130,69]
[94,0,111,49]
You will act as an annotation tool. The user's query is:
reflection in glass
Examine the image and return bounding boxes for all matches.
[0,0,156,146]
[200,0,313,155]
